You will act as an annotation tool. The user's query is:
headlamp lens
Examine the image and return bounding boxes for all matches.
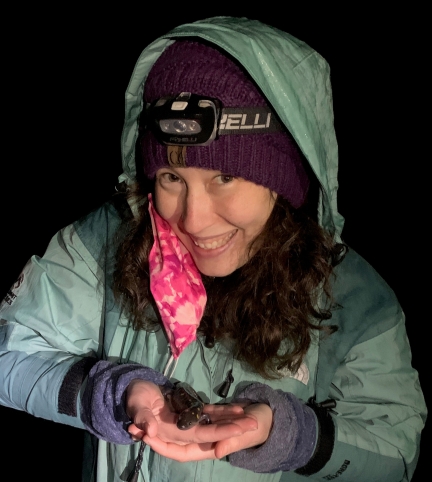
[173,120,187,132]
[159,119,202,134]
[160,120,171,132]
[187,120,200,132]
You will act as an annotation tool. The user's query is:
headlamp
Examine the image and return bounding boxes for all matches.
[144,92,284,147]
[148,92,221,146]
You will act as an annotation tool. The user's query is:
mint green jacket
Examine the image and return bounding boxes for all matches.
[0,16,427,482]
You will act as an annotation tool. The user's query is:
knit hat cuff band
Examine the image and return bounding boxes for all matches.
[142,130,309,208]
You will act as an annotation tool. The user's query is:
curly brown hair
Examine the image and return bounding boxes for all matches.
[113,179,345,379]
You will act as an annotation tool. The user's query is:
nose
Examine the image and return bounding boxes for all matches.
[180,188,214,235]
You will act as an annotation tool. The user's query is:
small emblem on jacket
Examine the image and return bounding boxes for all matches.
[2,273,24,306]
[323,460,350,480]
[277,361,310,384]
[13,273,24,290]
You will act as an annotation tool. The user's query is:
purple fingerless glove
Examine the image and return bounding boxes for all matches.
[229,383,317,473]
[81,360,174,444]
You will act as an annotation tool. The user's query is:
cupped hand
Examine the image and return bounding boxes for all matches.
[126,379,171,439]
[125,380,258,446]
[142,402,272,462]
[213,403,273,458]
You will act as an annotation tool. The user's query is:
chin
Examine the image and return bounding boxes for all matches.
[198,267,237,278]
[195,259,244,278]
[197,264,238,278]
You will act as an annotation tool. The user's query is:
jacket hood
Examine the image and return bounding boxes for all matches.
[119,16,344,240]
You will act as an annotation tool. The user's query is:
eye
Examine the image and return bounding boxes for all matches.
[166,173,181,182]
[217,174,235,184]
[158,172,181,183]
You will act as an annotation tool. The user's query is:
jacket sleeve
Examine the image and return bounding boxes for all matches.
[0,222,105,428]
[230,251,427,482]
[311,314,427,482]
[228,317,426,482]
[297,251,428,482]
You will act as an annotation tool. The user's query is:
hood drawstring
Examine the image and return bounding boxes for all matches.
[127,350,179,482]
[126,442,146,482]
[163,352,179,379]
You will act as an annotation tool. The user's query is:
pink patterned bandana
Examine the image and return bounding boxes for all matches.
[148,194,207,359]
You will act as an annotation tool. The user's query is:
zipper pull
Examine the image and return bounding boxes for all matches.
[205,334,215,348]
[127,441,145,482]
[217,369,234,398]
[308,397,337,415]
[316,399,337,410]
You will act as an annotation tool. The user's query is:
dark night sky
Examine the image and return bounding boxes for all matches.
[1,7,428,480]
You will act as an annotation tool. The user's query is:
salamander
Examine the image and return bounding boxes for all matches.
[163,382,211,430]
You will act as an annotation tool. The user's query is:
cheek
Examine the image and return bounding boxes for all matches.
[236,199,274,236]
[154,188,180,224]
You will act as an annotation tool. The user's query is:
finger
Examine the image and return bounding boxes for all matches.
[191,417,257,443]
[128,423,145,441]
[130,408,160,438]
[201,404,246,425]
[213,427,260,459]
[143,435,217,462]
[214,438,241,459]
[202,412,249,425]
[213,430,266,459]
[214,404,272,458]
[157,417,257,445]
[203,404,245,416]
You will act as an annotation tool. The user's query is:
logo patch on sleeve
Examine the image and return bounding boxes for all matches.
[2,272,25,306]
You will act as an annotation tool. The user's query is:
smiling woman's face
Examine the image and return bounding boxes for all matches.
[154,167,276,277]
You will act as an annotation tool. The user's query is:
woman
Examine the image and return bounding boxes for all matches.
[0,16,426,482]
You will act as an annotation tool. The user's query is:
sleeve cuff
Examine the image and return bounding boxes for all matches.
[295,398,336,476]
[58,357,98,417]
[80,360,173,444]
[228,383,317,473]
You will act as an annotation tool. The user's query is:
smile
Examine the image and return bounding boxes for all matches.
[193,231,236,250]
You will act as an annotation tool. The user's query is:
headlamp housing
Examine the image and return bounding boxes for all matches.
[147,92,221,146]
[142,92,285,148]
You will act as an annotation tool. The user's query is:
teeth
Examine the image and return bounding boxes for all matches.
[194,231,235,250]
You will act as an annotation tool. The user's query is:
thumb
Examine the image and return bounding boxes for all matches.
[128,408,159,439]
[214,438,242,459]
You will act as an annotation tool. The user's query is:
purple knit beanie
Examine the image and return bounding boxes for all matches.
[141,40,309,208]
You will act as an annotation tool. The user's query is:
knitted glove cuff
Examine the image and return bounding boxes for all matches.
[81,360,173,444]
[229,382,317,473]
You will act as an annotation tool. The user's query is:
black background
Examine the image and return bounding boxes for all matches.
[1,6,428,481]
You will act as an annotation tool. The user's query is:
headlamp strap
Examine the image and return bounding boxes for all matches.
[142,94,285,149]
[219,107,284,135]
